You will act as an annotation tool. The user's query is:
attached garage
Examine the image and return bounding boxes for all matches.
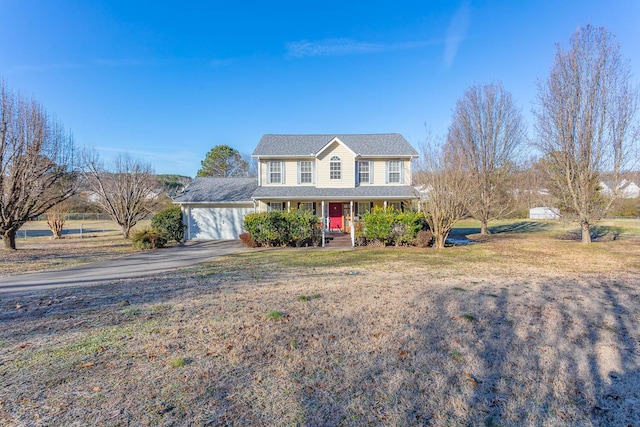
[185,204,254,240]
[173,177,258,241]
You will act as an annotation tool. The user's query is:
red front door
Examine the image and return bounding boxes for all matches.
[329,203,343,230]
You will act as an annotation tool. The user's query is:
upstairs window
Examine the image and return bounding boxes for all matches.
[330,156,341,180]
[298,161,313,184]
[357,161,372,185]
[268,161,283,184]
[386,160,402,184]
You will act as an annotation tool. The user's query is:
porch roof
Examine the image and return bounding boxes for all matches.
[252,185,419,201]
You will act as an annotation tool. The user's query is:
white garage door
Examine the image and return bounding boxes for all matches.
[187,206,254,240]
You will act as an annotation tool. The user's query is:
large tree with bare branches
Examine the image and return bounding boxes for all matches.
[446,82,527,234]
[534,25,638,243]
[415,137,471,249]
[82,152,157,239]
[0,82,77,250]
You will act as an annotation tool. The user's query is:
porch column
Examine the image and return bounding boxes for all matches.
[350,200,354,247]
[384,200,387,208]
[321,200,325,247]
[287,200,291,211]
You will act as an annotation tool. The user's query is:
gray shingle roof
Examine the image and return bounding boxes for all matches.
[173,177,258,203]
[252,186,419,200]
[252,134,419,157]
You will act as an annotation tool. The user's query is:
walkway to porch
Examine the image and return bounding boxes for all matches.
[323,232,353,248]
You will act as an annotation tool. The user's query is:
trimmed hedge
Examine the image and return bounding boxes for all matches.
[357,207,428,246]
[243,210,320,247]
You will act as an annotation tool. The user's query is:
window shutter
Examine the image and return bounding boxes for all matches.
[281,162,286,185]
[266,162,272,184]
[401,201,405,212]
[312,202,317,215]
[369,161,374,184]
[400,160,404,184]
[385,161,389,184]
[297,161,301,184]
[355,161,360,186]
[312,162,316,184]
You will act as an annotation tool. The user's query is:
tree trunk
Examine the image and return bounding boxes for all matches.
[3,229,17,250]
[581,222,592,244]
[433,233,446,249]
[121,225,130,239]
[480,220,490,235]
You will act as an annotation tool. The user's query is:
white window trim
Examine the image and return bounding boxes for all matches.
[298,160,314,184]
[330,156,341,180]
[386,160,403,184]
[267,161,285,185]
[357,160,373,185]
[268,202,284,211]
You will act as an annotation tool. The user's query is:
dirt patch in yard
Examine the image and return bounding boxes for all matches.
[0,234,639,426]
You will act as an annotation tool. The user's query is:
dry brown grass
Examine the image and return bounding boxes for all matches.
[0,234,134,277]
[0,219,154,276]
[1,221,639,426]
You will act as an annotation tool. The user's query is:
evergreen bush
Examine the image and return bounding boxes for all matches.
[151,206,185,242]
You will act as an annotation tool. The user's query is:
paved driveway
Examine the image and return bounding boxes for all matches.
[0,240,245,295]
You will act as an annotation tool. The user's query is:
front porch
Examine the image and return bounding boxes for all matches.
[255,199,409,247]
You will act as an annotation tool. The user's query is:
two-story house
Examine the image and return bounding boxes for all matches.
[174,134,419,245]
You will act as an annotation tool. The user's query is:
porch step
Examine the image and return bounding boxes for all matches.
[324,233,352,248]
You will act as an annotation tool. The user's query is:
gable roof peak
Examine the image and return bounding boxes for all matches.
[252,133,418,158]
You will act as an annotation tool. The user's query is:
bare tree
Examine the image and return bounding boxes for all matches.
[46,200,72,239]
[534,25,638,243]
[0,82,77,250]
[82,152,157,239]
[447,82,527,234]
[415,136,470,249]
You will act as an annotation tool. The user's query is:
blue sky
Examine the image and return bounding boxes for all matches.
[1,1,639,176]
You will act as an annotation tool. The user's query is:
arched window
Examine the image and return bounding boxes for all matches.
[330,156,341,180]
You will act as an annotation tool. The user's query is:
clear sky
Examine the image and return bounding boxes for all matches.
[1,1,639,177]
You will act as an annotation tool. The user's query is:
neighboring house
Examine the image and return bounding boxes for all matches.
[174,134,420,243]
[173,177,258,240]
[600,179,640,198]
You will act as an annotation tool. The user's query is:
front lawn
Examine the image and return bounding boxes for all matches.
[0,221,639,425]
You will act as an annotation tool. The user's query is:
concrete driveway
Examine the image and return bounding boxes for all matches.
[0,240,245,295]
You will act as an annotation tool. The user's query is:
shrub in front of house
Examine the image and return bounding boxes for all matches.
[357,207,428,246]
[243,210,319,247]
[131,228,167,250]
[151,206,185,242]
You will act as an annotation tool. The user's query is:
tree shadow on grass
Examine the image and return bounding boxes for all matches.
[561,226,625,242]
[283,276,640,425]
[489,220,553,235]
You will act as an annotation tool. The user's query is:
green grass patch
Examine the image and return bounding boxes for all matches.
[461,314,477,322]
[265,310,284,321]
[169,356,189,368]
[297,294,321,302]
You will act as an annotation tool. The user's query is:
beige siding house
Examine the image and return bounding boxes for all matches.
[175,134,419,245]
[252,134,419,245]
